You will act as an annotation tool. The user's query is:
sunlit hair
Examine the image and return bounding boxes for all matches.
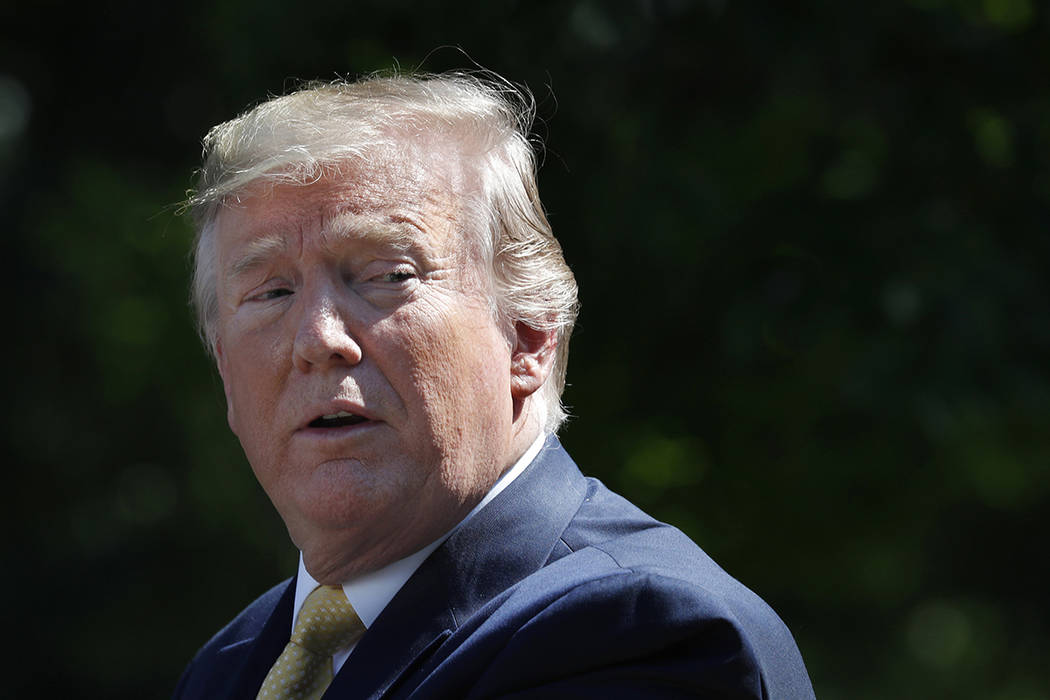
[186,72,579,432]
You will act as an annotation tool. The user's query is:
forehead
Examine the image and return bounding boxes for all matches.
[214,148,472,259]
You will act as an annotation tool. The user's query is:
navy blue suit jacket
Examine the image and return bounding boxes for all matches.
[175,438,815,698]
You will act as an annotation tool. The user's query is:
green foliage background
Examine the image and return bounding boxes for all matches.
[4,1,1048,697]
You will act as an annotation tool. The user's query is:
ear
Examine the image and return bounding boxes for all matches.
[510,322,558,400]
[213,337,238,434]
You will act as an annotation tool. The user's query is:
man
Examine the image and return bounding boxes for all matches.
[175,72,815,699]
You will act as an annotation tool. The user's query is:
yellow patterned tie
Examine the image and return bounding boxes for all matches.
[257,585,366,700]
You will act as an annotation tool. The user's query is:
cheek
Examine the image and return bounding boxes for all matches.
[216,345,241,434]
[409,319,512,420]
[219,345,280,443]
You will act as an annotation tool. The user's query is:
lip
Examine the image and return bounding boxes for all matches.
[296,399,380,434]
[296,420,380,442]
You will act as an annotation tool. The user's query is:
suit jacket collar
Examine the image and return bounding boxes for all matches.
[217,577,297,700]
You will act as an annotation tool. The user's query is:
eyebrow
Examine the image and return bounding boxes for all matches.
[228,232,289,278]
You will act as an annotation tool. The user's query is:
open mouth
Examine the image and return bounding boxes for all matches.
[308,411,369,429]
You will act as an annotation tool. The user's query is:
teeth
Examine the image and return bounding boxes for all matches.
[309,410,367,429]
[322,411,355,419]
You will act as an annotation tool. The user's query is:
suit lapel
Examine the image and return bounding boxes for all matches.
[326,437,589,699]
[221,577,297,700]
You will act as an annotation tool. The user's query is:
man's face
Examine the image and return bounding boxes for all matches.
[212,153,530,582]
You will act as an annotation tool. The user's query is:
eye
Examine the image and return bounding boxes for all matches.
[249,287,293,302]
[380,270,415,283]
[367,263,416,284]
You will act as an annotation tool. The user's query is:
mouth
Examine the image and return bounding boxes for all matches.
[308,411,370,429]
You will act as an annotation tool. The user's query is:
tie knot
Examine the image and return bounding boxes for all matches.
[291,585,366,657]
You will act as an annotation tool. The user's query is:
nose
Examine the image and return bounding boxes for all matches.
[292,284,363,372]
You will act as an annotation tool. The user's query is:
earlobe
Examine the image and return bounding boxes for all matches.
[510,322,557,400]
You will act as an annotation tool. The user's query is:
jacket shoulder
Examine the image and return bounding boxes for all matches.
[412,478,814,699]
[419,558,812,699]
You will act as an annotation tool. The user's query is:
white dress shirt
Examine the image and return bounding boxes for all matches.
[292,433,547,673]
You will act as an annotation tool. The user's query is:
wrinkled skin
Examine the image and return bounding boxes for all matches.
[212,150,555,583]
